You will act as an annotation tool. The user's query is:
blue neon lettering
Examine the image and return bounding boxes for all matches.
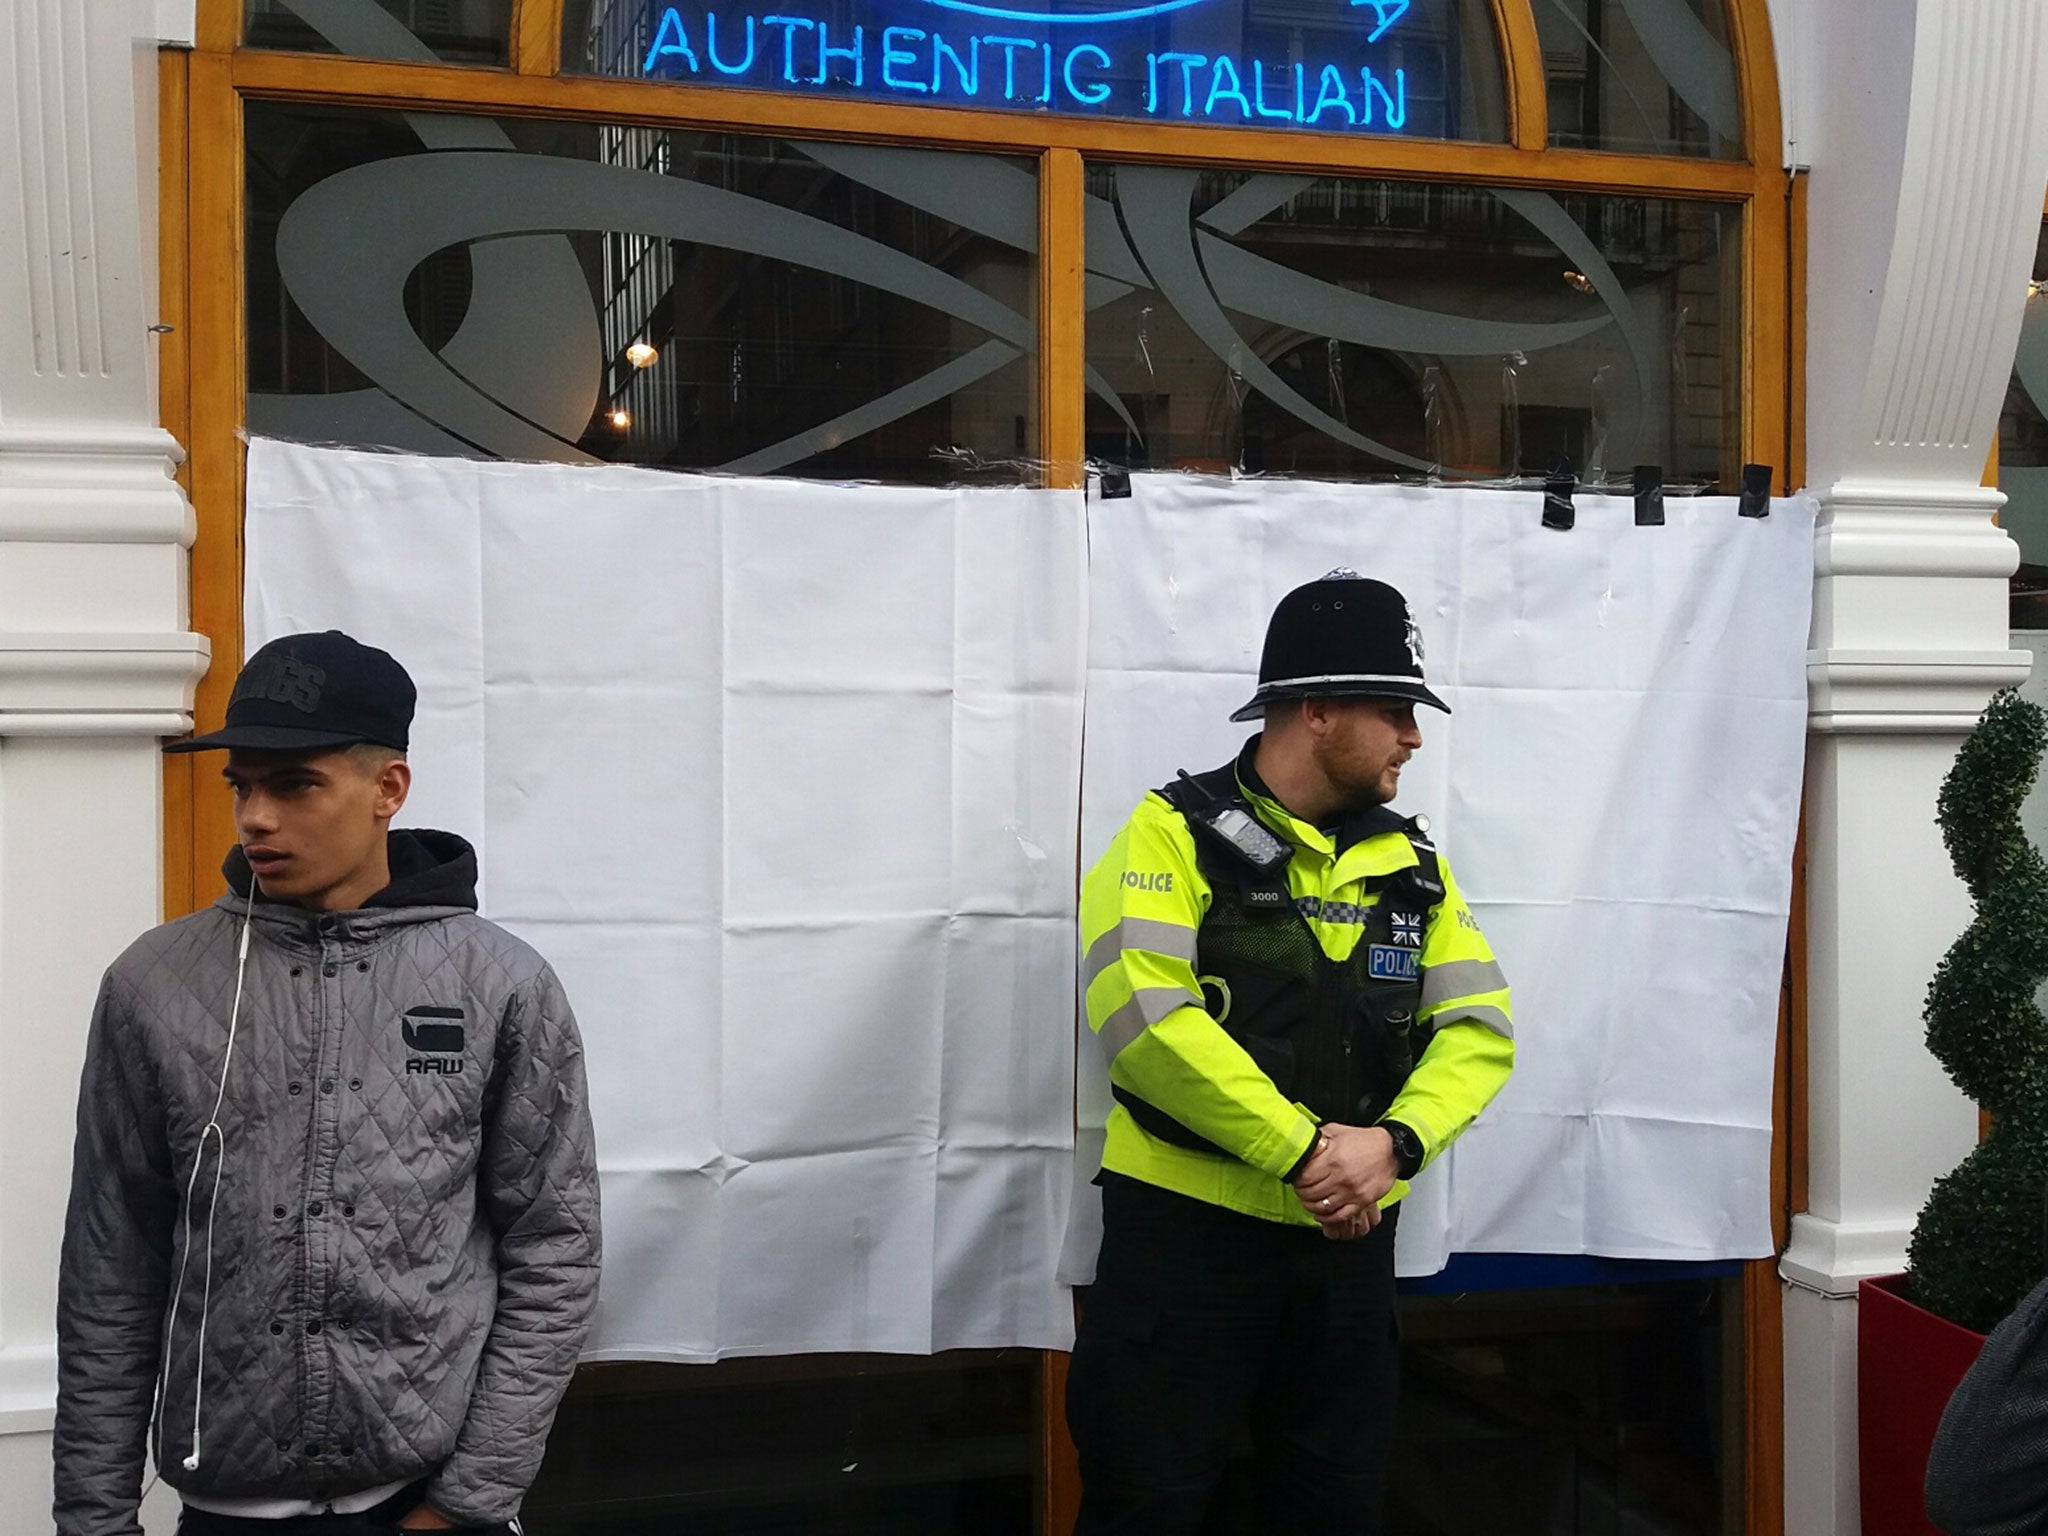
[642,6,701,72]
[919,0,1205,21]
[933,31,978,92]
[983,34,1034,99]
[1361,65,1404,127]
[882,25,929,89]
[1153,51,1204,116]
[816,21,864,82]
[1204,55,1250,119]
[762,15,815,81]
[1253,60,1294,121]
[1308,62,1354,125]
[630,1,1418,137]
[1354,0,1410,44]
[706,11,756,73]
[1063,42,1111,104]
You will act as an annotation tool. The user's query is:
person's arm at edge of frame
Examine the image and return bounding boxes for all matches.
[412,963,602,1530]
[1084,797,1321,1182]
[1381,857,1515,1177]
[1925,1261,2048,1533]
[54,969,178,1536]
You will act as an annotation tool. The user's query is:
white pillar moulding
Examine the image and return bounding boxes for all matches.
[0,6,209,1534]
[1776,0,2048,1532]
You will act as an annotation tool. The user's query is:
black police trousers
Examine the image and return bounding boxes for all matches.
[1067,1173,1401,1536]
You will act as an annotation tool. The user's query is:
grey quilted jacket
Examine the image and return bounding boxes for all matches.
[54,831,601,1535]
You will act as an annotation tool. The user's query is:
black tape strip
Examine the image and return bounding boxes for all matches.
[1543,465,1576,531]
[1634,464,1665,526]
[1739,464,1772,518]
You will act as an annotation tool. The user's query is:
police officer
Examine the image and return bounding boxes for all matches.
[1068,570,1514,1534]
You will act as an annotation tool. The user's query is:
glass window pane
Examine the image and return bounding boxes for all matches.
[2004,223,2048,627]
[244,0,513,67]
[523,1353,1037,1532]
[1535,0,1742,158]
[1392,1278,1743,1535]
[1187,1276,1746,1536]
[245,102,1039,484]
[1083,165,1740,489]
[563,0,1506,142]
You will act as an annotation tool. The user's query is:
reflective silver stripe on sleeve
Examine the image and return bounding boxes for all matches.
[1097,986,1203,1059]
[1420,958,1509,1013]
[1427,1003,1513,1040]
[1081,918,1200,992]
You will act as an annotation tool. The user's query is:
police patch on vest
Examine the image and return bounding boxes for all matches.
[1367,945,1420,981]
[1122,871,1174,893]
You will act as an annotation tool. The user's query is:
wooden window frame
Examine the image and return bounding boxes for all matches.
[159,2,1799,1530]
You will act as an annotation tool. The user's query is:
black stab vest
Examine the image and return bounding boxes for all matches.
[1112,763,1443,1157]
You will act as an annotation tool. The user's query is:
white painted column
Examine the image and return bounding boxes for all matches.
[1774,1,2048,1530]
[0,0,207,1528]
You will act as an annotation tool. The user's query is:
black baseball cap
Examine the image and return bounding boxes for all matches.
[1231,570,1449,722]
[165,631,415,754]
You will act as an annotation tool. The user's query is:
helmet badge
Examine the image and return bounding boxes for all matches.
[1404,612,1426,667]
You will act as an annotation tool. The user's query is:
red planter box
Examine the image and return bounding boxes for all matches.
[1858,1273,1988,1536]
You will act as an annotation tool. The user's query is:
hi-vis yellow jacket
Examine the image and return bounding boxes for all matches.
[1081,757,1514,1226]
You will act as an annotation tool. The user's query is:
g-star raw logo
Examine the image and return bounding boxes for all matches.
[402,1005,466,1075]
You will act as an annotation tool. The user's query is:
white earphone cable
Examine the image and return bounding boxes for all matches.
[151,884,255,1482]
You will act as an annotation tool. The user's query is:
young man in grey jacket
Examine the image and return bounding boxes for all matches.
[54,631,602,1536]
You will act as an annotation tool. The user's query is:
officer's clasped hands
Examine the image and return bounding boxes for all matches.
[1293,1124,1401,1238]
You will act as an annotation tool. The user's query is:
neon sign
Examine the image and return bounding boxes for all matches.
[635,0,1443,133]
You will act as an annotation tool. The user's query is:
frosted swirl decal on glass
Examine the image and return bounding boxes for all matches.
[2003,227,2048,613]
[245,0,513,65]
[247,0,1733,484]
[1535,0,1741,158]
[1084,167,1739,485]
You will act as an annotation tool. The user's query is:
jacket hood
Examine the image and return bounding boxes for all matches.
[221,828,480,913]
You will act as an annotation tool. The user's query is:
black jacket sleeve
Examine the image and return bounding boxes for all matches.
[53,970,178,1536]
[1926,1272,2048,1535]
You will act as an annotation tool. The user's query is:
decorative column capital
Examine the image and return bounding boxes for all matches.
[1807,479,2031,734]
[0,633,211,737]
[1812,481,2017,581]
[0,426,194,545]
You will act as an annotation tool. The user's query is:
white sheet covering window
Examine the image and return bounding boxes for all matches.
[1068,474,1814,1281]
[244,441,1812,1358]
[244,439,1085,1359]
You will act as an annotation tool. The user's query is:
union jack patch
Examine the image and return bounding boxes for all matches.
[1390,912,1424,947]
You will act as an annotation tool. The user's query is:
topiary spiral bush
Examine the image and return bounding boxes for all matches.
[1907,686,2048,1334]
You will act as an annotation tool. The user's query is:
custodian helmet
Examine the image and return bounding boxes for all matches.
[1229,569,1449,722]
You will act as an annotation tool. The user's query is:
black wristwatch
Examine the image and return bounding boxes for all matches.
[1381,1120,1425,1180]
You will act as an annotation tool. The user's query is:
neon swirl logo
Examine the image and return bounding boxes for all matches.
[908,0,1408,35]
